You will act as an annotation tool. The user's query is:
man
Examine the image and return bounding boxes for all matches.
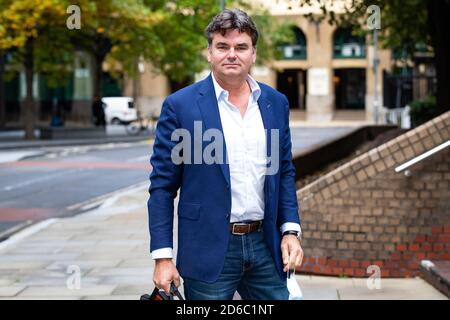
[148,9,303,300]
[92,95,106,127]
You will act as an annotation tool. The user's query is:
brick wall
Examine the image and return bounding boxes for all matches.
[296,111,450,277]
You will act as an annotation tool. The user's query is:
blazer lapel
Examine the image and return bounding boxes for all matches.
[257,90,276,218]
[196,74,231,188]
[257,93,273,159]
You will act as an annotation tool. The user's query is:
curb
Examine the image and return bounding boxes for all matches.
[0,181,149,248]
[0,136,153,151]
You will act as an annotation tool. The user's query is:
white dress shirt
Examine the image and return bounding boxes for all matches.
[151,73,300,259]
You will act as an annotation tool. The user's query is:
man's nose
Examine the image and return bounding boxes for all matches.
[227,48,237,59]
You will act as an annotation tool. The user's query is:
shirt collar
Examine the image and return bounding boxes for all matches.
[211,72,261,102]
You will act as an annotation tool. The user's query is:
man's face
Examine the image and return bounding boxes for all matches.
[207,29,256,79]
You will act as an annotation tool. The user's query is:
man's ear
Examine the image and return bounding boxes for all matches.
[207,45,212,62]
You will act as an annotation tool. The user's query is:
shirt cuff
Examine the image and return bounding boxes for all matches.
[280,222,302,235]
[151,247,173,260]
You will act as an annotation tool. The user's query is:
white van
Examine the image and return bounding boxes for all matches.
[102,97,138,125]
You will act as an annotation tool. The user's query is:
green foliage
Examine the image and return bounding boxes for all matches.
[0,1,298,87]
[141,0,219,83]
[410,95,437,127]
[144,0,295,83]
[0,0,75,86]
[250,10,295,65]
[298,0,430,60]
[72,0,163,77]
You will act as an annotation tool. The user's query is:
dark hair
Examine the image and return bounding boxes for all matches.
[204,9,259,47]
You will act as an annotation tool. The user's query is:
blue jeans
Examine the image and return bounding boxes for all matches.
[183,227,289,300]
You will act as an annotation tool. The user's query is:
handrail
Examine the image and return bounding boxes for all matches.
[395,140,450,173]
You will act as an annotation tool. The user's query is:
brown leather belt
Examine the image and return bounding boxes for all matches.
[229,221,262,235]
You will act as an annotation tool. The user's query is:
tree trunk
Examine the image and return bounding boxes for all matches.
[132,61,141,118]
[24,37,36,140]
[427,0,450,116]
[91,35,111,104]
[92,54,103,101]
[0,51,5,128]
[90,53,104,126]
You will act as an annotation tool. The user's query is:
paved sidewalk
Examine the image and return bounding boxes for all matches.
[0,183,447,300]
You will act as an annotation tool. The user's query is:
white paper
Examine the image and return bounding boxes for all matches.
[287,269,303,300]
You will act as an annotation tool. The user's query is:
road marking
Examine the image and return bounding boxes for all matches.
[0,151,45,164]
[0,208,58,221]
[1,161,151,171]
[2,169,83,191]
[127,155,150,163]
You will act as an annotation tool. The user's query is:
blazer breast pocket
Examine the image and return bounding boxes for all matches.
[177,202,201,221]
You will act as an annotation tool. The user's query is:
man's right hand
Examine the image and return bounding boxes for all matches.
[153,258,180,294]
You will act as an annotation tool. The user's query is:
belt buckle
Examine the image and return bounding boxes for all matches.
[232,223,249,235]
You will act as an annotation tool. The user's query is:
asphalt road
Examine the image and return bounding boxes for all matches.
[0,141,154,239]
[0,125,359,241]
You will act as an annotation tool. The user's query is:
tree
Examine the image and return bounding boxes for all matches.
[0,0,72,139]
[0,50,5,128]
[427,0,450,116]
[297,0,450,116]
[0,0,162,137]
[0,1,5,128]
[232,1,295,66]
[70,0,162,103]
[141,0,219,92]
[142,0,294,92]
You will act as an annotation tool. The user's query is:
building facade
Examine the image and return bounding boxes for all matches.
[126,1,393,123]
[1,51,123,127]
[0,1,396,126]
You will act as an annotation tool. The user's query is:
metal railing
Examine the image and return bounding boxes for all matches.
[395,140,450,174]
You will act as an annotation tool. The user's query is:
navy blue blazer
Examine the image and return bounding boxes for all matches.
[148,74,300,283]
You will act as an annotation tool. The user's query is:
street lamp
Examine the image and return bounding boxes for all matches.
[373,28,380,124]
[220,0,225,11]
[367,4,381,125]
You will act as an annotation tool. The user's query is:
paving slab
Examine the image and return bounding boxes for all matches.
[17,285,116,297]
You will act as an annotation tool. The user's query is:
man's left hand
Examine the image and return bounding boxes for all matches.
[281,235,304,272]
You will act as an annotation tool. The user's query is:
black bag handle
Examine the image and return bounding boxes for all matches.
[170,282,185,300]
[140,282,184,300]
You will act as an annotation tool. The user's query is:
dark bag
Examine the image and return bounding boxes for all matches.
[140,282,184,300]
